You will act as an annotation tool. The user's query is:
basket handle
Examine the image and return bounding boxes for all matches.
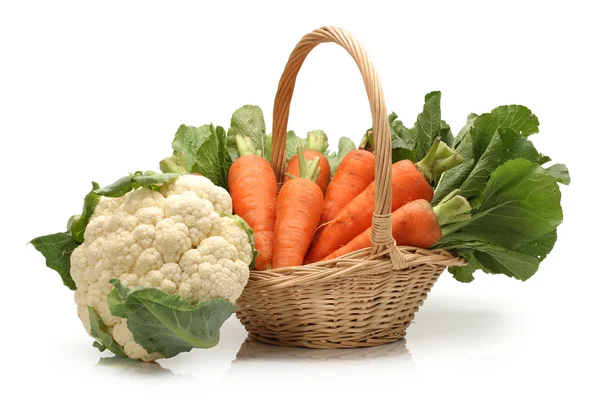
[271,26,403,266]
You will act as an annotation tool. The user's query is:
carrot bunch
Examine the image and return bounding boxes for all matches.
[229,131,468,270]
[304,137,465,263]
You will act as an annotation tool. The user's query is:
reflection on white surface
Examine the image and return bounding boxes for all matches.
[95,357,194,379]
[226,337,414,379]
[235,337,413,363]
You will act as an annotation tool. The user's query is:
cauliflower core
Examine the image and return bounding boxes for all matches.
[70,175,251,361]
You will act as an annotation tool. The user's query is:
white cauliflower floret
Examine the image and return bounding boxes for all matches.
[69,175,252,361]
[153,218,192,263]
[161,175,232,214]
[219,216,254,266]
[163,191,222,247]
[91,197,124,219]
[179,237,250,304]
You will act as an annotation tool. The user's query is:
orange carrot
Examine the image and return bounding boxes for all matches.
[320,150,375,224]
[273,148,324,268]
[304,138,463,264]
[304,160,432,263]
[285,149,331,195]
[321,193,471,261]
[228,136,278,270]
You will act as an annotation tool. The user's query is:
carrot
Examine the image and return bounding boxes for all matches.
[273,148,324,268]
[320,150,375,224]
[321,192,471,261]
[304,138,463,264]
[228,135,278,270]
[285,149,331,195]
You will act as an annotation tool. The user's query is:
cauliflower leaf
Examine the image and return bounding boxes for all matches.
[88,307,127,358]
[30,232,77,290]
[107,280,235,358]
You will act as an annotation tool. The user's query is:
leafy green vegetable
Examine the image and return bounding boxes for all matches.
[436,159,564,282]
[30,232,77,290]
[107,280,236,358]
[414,91,443,159]
[228,105,267,161]
[170,124,231,189]
[88,307,127,358]
[370,92,449,163]
[433,106,545,204]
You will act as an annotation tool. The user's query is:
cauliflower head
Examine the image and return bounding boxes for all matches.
[70,175,251,361]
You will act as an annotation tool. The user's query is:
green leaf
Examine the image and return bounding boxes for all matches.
[546,163,571,185]
[95,171,179,197]
[30,232,77,290]
[474,105,539,139]
[386,93,447,163]
[448,252,480,283]
[171,124,231,189]
[512,230,558,261]
[228,105,267,160]
[439,120,454,147]
[414,91,442,160]
[285,130,304,161]
[451,113,478,149]
[456,128,544,199]
[265,134,272,162]
[133,172,180,190]
[390,121,417,162]
[94,176,133,197]
[107,280,236,358]
[437,159,564,282]
[70,182,101,244]
[462,159,562,249]
[88,307,127,358]
[438,234,540,281]
[433,105,543,204]
[325,137,357,175]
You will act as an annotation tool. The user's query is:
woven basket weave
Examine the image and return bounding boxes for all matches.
[236,26,465,349]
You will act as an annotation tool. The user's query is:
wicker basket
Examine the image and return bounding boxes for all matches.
[236,26,465,349]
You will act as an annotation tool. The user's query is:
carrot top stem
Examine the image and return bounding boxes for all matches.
[236,135,261,157]
[359,129,374,152]
[433,189,472,227]
[415,137,464,183]
[297,147,321,182]
[160,152,189,174]
[305,130,329,153]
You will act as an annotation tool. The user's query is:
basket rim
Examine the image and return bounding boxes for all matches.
[244,246,465,289]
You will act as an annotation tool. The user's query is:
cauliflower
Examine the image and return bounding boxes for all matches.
[69,175,252,361]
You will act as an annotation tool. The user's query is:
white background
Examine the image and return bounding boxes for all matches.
[1,0,598,401]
